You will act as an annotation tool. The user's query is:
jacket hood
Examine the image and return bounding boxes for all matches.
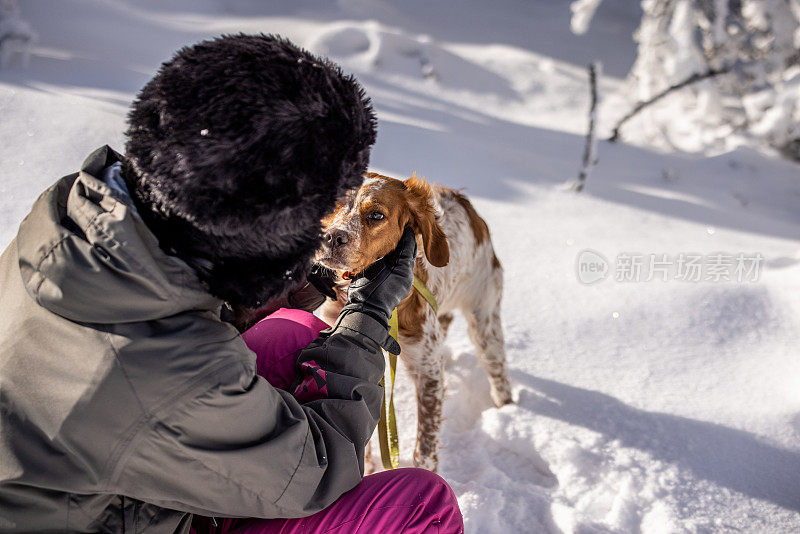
[16,146,221,323]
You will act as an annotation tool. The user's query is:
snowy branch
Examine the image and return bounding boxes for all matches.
[608,66,730,143]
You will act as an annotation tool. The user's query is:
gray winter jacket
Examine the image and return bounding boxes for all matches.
[0,146,391,532]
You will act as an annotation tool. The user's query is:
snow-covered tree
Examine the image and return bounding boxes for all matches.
[0,0,36,69]
[573,0,800,161]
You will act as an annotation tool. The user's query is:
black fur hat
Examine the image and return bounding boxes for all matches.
[123,34,377,308]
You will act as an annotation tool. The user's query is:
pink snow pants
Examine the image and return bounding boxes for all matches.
[191,308,464,534]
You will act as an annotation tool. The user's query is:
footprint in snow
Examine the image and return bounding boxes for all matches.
[476,405,559,489]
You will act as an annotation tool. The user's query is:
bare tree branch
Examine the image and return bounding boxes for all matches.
[575,62,601,192]
[608,66,730,143]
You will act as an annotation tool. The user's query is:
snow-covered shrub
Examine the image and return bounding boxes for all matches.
[572,0,800,161]
[0,0,37,69]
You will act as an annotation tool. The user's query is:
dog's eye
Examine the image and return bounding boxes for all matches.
[368,211,385,221]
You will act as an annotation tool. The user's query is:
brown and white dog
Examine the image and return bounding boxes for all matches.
[316,172,513,472]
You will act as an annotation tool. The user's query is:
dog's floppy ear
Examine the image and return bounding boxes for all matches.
[404,174,449,267]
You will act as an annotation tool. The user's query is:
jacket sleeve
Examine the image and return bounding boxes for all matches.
[114,310,392,519]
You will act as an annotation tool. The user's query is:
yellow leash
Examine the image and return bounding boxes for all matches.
[377,274,438,469]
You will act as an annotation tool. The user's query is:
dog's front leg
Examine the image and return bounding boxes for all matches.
[414,357,445,472]
[401,329,446,473]
[363,439,377,475]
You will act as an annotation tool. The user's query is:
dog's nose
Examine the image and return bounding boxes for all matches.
[325,229,349,248]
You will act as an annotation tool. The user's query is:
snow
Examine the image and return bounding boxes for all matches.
[2,1,800,532]
[570,0,604,36]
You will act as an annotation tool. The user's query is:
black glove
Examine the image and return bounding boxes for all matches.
[340,227,417,331]
[306,263,338,300]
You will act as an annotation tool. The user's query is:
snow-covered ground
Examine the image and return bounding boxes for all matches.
[2,1,799,532]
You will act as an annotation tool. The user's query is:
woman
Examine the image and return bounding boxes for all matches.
[0,34,463,533]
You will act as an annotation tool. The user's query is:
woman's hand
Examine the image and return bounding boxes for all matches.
[341,226,417,325]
